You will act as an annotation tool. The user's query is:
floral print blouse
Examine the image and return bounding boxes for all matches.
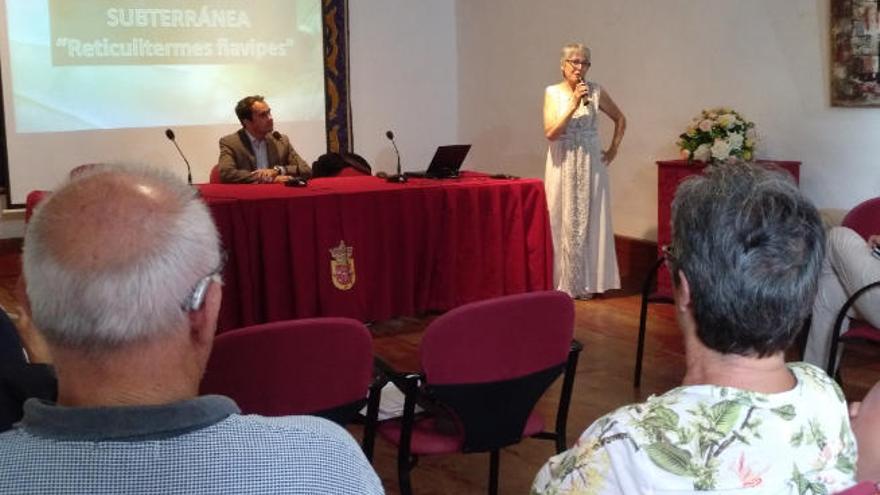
[532,363,857,494]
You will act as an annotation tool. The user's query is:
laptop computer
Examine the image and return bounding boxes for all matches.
[406,145,471,179]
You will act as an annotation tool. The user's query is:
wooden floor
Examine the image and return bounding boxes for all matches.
[364,294,880,495]
[1,240,878,494]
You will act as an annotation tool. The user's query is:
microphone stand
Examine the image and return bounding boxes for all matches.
[172,140,193,186]
[165,129,192,185]
[386,132,407,184]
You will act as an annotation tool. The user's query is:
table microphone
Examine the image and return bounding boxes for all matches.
[165,128,192,185]
[385,130,407,183]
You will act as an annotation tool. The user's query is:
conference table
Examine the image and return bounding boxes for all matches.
[198,172,553,333]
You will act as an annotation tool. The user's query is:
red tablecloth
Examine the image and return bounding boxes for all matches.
[198,172,553,332]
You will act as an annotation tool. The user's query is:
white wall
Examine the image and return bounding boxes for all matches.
[456,0,880,241]
[349,1,458,174]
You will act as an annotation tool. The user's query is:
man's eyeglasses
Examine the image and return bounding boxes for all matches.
[181,250,227,312]
[566,59,591,68]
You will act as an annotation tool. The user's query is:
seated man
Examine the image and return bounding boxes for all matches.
[803,226,880,372]
[533,163,857,494]
[218,95,312,183]
[0,165,383,494]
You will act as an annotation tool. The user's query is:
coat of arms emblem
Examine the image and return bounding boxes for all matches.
[329,240,356,290]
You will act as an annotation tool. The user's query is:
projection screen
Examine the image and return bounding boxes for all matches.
[0,0,326,205]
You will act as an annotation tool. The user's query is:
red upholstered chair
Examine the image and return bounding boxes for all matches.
[376,290,583,495]
[825,197,880,379]
[24,191,49,223]
[336,166,370,177]
[199,317,381,460]
[836,481,880,494]
[209,164,221,183]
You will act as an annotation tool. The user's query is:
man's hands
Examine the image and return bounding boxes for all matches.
[250,168,277,184]
[250,168,293,184]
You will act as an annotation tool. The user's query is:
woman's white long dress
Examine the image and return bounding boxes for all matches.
[544,82,620,297]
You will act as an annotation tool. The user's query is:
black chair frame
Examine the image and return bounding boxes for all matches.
[826,280,880,379]
[379,340,583,495]
[633,257,674,387]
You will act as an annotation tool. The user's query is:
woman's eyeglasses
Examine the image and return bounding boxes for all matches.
[566,59,591,68]
[661,244,677,265]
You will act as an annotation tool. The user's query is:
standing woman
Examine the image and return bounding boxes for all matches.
[544,42,626,299]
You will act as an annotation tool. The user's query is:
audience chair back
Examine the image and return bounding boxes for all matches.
[377,290,582,495]
[843,197,880,240]
[826,197,880,378]
[199,317,380,459]
[835,481,880,494]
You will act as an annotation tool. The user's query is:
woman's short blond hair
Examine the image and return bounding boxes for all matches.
[560,43,591,65]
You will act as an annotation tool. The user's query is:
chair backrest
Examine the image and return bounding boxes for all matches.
[842,197,880,241]
[419,290,574,451]
[24,191,49,223]
[835,481,880,494]
[209,164,221,184]
[312,152,372,178]
[337,166,370,177]
[199,317,374,424]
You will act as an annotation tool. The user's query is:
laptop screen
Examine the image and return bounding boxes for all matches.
[426,145,471,177]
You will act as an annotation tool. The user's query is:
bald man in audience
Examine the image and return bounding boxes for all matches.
[0,165,383,494]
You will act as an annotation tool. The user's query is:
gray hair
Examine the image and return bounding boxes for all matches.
[670,162,824,357]
[560,43,591,65]
[23,164,221,349]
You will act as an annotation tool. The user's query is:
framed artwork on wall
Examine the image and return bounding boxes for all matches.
[831,0,880,107]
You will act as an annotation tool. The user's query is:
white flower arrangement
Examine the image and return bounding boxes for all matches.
[677,108,757,164]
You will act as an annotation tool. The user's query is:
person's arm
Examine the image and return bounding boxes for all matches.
[285,148,312,179]
[544,85,585,141]
[278,137,312,179]
[599,88,626,165]
[13,277,50,365]
[218,139,257,184]
[531,419,629,494]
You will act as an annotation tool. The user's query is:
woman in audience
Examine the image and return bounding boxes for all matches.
[533,163,857,494]
[803,226,880,372]
[543,42,626,299]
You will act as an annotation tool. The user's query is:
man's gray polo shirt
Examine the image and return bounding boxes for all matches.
[0,395,384,494]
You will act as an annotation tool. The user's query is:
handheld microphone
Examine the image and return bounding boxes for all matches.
[272,131,282,140]
[579,77,590,108]
[385,130,407,183]
[165,128,192,185]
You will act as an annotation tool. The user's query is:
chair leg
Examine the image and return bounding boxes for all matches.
[397,374,420,495]
[488,449,500,495]
[635,257,665,387]
[554,340,583,453]
[362,379,383,462]
[398,456,414,495]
